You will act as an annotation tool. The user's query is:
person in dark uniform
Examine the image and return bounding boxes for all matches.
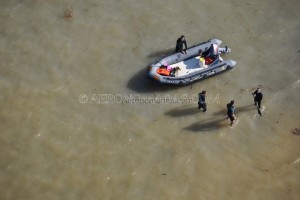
[252,88,263,109]
[198,90,207,112]
[175,35,187,54]
[227,100,236,127]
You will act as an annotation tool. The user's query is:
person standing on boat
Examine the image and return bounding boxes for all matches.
[175,35,187,54]
[198,90,207,112]
[252,88,263,109]
[227,100,236,127]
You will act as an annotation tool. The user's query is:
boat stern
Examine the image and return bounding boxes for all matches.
[210,38,222,46]
[225,60,237,69]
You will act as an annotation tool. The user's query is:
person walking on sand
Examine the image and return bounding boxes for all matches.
[227,100,236,127]
[252,88,263,116]
[252,88,263,109]
[175,35,187,54]
[198,90,207,112]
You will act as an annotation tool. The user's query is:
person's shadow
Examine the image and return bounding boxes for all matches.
[164,105,228,132]
[183,104,258,132]
[183,117,228,132]
[165,105,199,117]
[211,104,255,116]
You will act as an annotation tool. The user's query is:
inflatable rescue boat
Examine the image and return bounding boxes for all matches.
[147,39,236,85]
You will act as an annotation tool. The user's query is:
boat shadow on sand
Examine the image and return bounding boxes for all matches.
[127,49,195,93]
[127,67,179,93]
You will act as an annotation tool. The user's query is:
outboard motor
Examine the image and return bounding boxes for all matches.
[219,46,231,54]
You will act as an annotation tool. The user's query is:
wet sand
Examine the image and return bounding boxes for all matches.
[0,0,299,199]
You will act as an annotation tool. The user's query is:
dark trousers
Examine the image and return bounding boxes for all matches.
[198,102,207,111]
[254,100,262,109]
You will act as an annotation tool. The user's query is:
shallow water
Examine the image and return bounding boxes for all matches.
[0,0,300,199]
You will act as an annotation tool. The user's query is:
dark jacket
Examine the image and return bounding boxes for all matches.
[253,90,263,101]
[175,38,187,52]
[227,103,235,115]
[198,93,206,104]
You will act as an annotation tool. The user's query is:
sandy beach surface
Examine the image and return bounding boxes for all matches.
[0,0,299,199]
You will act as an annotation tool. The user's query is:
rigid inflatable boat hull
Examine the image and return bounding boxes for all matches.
[148,39,237,85]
